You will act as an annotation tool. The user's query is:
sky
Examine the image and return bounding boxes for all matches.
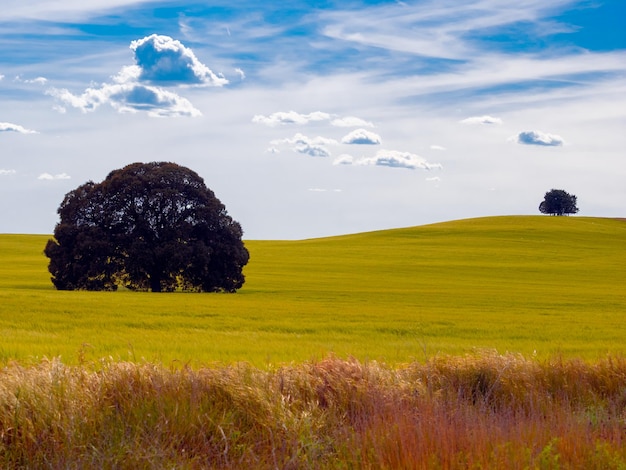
[1,0,625,239]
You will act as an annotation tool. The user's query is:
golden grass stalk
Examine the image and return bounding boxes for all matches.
[1,353,624,468]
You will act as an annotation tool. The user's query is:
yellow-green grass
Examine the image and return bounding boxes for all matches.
[0,216,624,366]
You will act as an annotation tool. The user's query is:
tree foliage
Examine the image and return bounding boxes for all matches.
[538,189,579,216]
[45,162,249,292]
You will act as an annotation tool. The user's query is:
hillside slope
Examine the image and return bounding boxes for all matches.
[0,216,624,363]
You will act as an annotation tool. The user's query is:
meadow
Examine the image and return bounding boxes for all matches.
[0,215,624,365]
[1,215,625,468]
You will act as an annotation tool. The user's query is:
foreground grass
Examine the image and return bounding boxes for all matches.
[1,354,625,468]
[1,216,625,365]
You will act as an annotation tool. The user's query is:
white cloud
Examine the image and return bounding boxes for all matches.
[430,145,446,150]
[0,169,17,176]
[46,34,221,117]
[129,34,228,87]
[14,75,48,85]
[460,115,502,125]
[331,116,374,127]
[357,150,442,170]
[308,188,342,192]
[0,122,38,134]
[516,130,564,146]
[341,128,382,145]
[235,68,246,80]
[271,133,338,147]
[333,154,355,165]
[297,144,331,158]
[426,176,441,182]
[271,132,337,158]
[48,82,201,117]
[0,74,4,81]
[252,111,332,126]
[38,173,71,180]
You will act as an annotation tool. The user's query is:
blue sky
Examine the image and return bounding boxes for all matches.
[1,0,625,239]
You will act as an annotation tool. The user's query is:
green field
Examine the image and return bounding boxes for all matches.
[1,216,624,366]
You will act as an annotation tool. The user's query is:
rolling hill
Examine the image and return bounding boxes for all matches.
[0,215,624,364]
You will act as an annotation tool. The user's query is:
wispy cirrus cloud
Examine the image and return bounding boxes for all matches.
[0,122,38,134]
[515,130,564,146]
[47,35,224,117]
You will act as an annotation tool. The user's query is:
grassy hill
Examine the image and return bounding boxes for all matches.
[0,216,624,365]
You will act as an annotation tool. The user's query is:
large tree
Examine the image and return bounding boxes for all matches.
[538,189,579,216]
[45,162,249,292]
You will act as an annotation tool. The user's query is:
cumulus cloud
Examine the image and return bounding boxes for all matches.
[235,68,246,80]
[48,80,201,117]
[0,122,38,134]
[272,133,338,147]
[357,150,442,170]
[0,169,17,175]
[129,34,228,86]
[38,173,71,180]
[341,128,382,145]
[333,154,355,165]
[298,145,332,157]
[252,111,332,126]
[252,111,376,130]
[331,116,374,127]
[47,34,223,117]
[460,115,502,125]
[516,130,564,146]
[271,133,337,157]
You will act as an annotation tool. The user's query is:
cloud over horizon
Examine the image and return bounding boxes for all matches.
[516,130,564,146]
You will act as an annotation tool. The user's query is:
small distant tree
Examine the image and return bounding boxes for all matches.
[539,189,579,216]
[45,162,249,292]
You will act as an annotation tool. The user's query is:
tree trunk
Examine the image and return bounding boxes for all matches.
[149,272,162,292]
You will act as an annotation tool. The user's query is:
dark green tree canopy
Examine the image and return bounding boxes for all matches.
[45,162,249,292]
[539,189,579,216]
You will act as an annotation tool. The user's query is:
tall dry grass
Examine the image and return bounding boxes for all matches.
[1,353,625,468]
